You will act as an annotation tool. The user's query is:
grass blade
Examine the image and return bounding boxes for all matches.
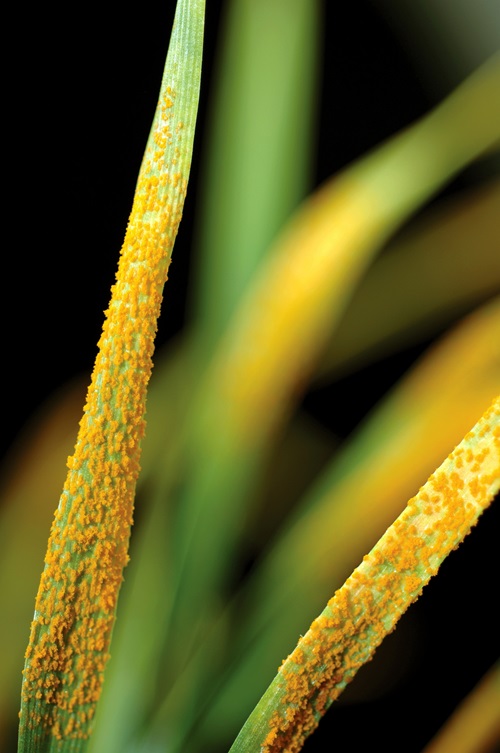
[229,396,500,752]
[0,381,85,744]
[191,0,320,359]
[17,1,205,750]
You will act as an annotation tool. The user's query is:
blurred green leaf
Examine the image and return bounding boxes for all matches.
[163,56,500,729]
[318,177,500,380]
[191,0,320,360]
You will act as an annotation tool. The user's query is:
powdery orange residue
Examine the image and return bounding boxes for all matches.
[262,397,500,752]
[20,82,188,744]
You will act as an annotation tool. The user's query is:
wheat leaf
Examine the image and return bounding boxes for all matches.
[230,396,500,752]
[17,1,205,750]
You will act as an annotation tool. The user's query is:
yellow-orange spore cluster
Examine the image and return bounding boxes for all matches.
[20,83,188,745]
[263,397,500,752]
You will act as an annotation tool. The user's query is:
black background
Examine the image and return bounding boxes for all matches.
[3,1,499,752]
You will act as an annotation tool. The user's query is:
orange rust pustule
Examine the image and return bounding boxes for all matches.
[262,398,500,752]
[20,84,188,742]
